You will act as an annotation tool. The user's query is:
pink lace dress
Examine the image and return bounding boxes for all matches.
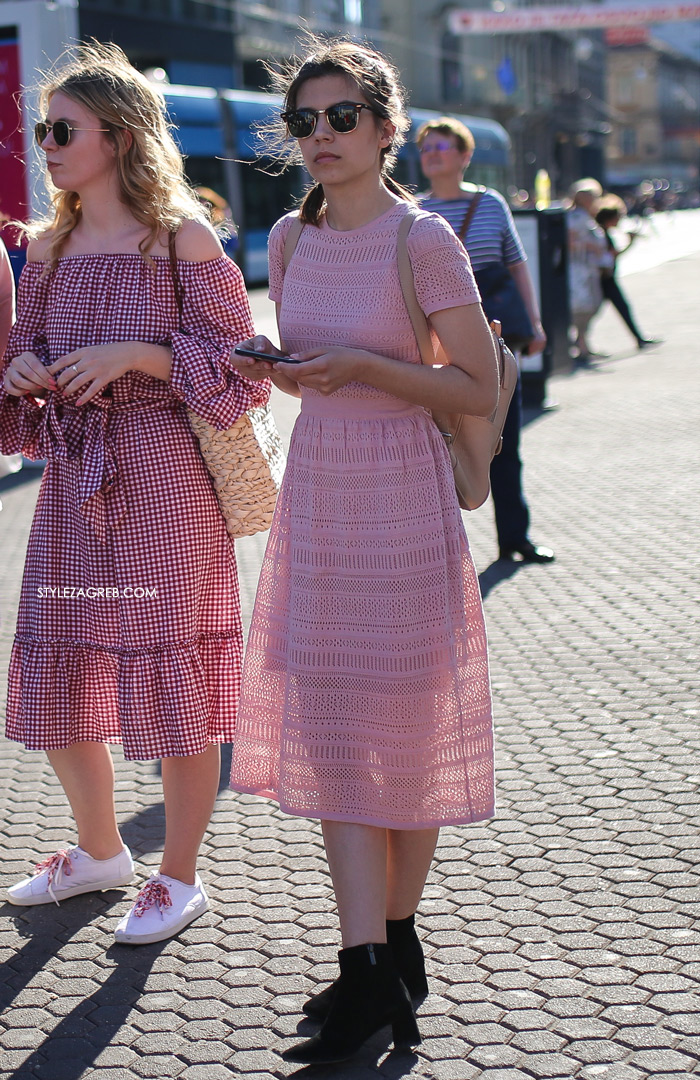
[229,202,494,828]
[1,254,266,760]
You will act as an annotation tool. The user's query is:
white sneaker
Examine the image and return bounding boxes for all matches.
[114,873,209,945]
[7,845,135,906]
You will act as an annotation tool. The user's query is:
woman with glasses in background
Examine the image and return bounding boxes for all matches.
[1,42,266,944]
[417,116,554,565]
[229,36,498,1064]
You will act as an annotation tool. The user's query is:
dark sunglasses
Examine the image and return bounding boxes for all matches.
[281,101,377,140]
[34,120,111,147]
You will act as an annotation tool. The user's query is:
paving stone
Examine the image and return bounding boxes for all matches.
[2,252,700,1078]
[617,1025,682,1050]
[566,1039,630,1064]
[630,1048,698,1072]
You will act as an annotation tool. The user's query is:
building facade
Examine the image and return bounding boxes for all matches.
[78,0,381,88]
[372,0,609,196]
[606,38,700,195]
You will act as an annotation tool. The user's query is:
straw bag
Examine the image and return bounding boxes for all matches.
[168,232,285,538]
[396,211,519,511]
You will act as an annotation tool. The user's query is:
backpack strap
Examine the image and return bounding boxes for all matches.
[397,205,507,396]
[396,210,436,368]
[283,216,305,271]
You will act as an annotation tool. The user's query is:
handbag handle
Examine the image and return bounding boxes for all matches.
[457,187,484,243]
[167,229,185,332]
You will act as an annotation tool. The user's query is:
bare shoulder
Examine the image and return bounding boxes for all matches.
[173,219,224,262]
[26,232,53,262]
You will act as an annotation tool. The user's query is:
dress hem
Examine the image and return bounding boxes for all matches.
[4,732,230,762]
[229,782,495,830]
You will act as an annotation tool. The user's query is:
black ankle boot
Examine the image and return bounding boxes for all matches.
[282,942,421,1064]
[387,913,428,997]
[303,913,427,1020]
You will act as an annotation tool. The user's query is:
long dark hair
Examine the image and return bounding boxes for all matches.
[257,35,415,226]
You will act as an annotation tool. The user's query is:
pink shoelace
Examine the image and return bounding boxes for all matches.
[132,879,173,919]
[34,849,74,905]
[35,849,73,885]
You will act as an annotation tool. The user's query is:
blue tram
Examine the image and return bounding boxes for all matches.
[161,84,512,285]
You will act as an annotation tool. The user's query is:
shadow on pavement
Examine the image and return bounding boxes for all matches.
[478,557,521,600]
[286,1046,419,1080]
[3,938,167,1080]
[0,890,133,1005]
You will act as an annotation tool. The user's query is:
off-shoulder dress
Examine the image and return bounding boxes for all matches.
[0,253,265,760]
[229,202,495,829]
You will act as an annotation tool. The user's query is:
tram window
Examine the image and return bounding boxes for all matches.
[181,158,227,203]
[241,165,304,231]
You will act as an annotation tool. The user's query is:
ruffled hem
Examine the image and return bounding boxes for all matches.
[5,633,242,760]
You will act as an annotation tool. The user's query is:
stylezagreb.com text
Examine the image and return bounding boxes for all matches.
[37,586,158,600]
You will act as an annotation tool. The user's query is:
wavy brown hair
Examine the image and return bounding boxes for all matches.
[256,35,415,226]
[28,40,206,270]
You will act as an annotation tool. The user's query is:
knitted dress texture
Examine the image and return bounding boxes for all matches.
[229,202,495,828]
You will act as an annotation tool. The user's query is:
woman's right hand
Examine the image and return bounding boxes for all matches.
[3,352,56,398]
[229,336,280,381]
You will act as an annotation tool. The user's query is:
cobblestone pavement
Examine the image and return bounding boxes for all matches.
[0,247,698,1080]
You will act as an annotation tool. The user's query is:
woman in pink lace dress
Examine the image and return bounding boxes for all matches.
[229,38,498,1062]
[1,43,266,943]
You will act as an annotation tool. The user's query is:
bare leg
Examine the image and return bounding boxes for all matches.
[386,828,439,921]
[322,821,387,947]
[160,744,220,884]
[46,742,123,860]
[573,313,592,358]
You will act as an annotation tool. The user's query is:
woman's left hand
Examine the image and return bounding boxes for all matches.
[274,347,368,395]
[48,342,138,404]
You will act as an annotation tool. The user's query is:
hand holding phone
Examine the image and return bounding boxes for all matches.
[234,345,301,364]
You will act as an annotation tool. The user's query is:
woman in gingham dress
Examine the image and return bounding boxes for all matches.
[0,43,266,943]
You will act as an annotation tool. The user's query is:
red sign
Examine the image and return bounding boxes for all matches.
[0,36,29,247]
[449,2,700,33]
[605,26,652,43]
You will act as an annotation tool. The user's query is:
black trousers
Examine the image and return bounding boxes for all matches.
[489,369,529,549]
[602,275,643,342]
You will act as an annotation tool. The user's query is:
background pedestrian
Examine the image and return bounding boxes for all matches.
[418,116,554,564]
[567,177,608,364]
[595,195,661,350]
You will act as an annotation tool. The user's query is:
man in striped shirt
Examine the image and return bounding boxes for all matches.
[418,117,554,565]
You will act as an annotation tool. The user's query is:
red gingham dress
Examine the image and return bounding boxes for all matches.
[0,253,265,760]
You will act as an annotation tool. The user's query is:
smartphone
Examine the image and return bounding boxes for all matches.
[234,345,301,364]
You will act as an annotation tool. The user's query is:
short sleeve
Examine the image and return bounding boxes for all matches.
[268,213,299,304]
[167,256,270,429]
[492,191,527,266]
[407,212,481,318]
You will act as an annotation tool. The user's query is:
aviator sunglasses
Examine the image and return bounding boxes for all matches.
[281,101,378,140]
[34,120,111,147]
